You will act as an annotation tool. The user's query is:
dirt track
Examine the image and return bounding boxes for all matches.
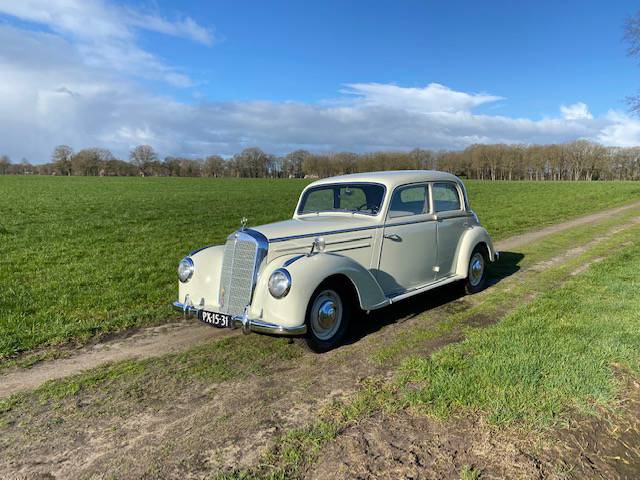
[2,199,640,399]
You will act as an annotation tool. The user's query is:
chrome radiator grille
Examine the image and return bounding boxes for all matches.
[218,230,267,316]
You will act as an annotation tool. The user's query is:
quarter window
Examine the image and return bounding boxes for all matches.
[433,183,462,212]
[388,184,428,218]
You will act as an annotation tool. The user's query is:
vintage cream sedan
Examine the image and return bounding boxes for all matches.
[174,170,498,352]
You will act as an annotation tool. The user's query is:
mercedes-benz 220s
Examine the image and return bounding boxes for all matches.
[174,170,498,352]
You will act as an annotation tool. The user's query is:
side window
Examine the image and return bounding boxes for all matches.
[433,183,462,212]
[388,184,428,218]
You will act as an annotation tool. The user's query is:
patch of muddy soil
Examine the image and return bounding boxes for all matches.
[306,410,546,480]
[307,375,640,480]
[540,373,640,480]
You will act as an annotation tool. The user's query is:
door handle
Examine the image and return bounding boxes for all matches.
[384,233,402,242]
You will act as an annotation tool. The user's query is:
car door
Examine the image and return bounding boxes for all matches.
[432,182,468,279]
[376,183,438,295]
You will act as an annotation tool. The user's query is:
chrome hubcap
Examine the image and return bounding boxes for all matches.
[469,252,485,287]
[310,290,342,340]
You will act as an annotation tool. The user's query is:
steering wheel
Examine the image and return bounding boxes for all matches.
[355,202,379,214]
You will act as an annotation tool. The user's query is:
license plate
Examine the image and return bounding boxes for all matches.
[198,310,231,328]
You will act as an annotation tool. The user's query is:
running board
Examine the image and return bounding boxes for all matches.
[387,274,464,304]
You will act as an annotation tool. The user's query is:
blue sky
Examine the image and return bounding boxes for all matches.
[154,0,638,115]
[1,0,639,162]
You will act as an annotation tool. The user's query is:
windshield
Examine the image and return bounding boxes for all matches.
[298,183,385,215]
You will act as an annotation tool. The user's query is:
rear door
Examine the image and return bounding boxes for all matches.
[432,182,468,279]
[376,183,438,295]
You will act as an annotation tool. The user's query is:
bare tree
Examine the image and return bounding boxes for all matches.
[129,145,158,174]
[203,155,225,177]
[0,155,10,175]
[51,145,73,176]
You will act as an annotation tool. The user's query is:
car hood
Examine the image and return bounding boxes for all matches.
[251,215,379,242]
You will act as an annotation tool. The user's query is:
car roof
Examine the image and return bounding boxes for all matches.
[305,170,463,190]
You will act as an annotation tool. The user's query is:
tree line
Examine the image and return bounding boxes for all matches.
[1,140,640,180]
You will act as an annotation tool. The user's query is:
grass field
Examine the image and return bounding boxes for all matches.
[1,176,639,359]
[400,228,640,427]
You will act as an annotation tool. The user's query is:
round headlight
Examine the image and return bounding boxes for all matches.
[178,257,194,283]
[268,268,291,298]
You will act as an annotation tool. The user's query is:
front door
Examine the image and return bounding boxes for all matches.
[432,182,468,279]
[376,184,438,295]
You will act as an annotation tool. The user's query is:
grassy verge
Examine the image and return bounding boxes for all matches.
[1,176,639,359]
[399,232,640,426]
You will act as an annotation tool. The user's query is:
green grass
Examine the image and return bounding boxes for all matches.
[460,465,482,480]
[1,176,639,359]
[464,180,640,239]
[398,234,640,427]
[374,204,640,364]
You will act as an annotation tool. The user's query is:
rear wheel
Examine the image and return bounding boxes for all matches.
[464,245,487,294]
[305,282,353,353]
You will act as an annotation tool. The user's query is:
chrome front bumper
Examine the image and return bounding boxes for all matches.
[172,301,307,336]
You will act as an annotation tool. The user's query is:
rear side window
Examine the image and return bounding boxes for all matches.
[433,183,462,212]
[388,184,428,218]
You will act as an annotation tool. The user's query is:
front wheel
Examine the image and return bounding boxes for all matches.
[464,246,487,294]
[305,284,352,353]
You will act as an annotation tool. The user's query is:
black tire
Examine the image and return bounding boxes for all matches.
[464,245,488,294]
[304,280,354,353]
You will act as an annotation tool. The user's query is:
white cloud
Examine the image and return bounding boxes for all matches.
[125,10,217,46]
[560,102,594,120]
[0,0,216,86]
[0,4,639,163]
[596,110,640,147]
[342,82,503,113]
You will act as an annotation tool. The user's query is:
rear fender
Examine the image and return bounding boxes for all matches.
[454,226,498,278]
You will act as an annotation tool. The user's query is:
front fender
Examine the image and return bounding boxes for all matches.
[454,226,498,278]
[249,252,388,328]
[178,245,225,307]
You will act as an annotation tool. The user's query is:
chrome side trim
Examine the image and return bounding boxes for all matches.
[326,242,371,253]
[268,215,466,244]
[283,254,305,267]
[388,274,465,303]
[269,224,382,243]
[172,301,306,336]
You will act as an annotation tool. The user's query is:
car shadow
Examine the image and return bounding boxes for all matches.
[344,250,524,345]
